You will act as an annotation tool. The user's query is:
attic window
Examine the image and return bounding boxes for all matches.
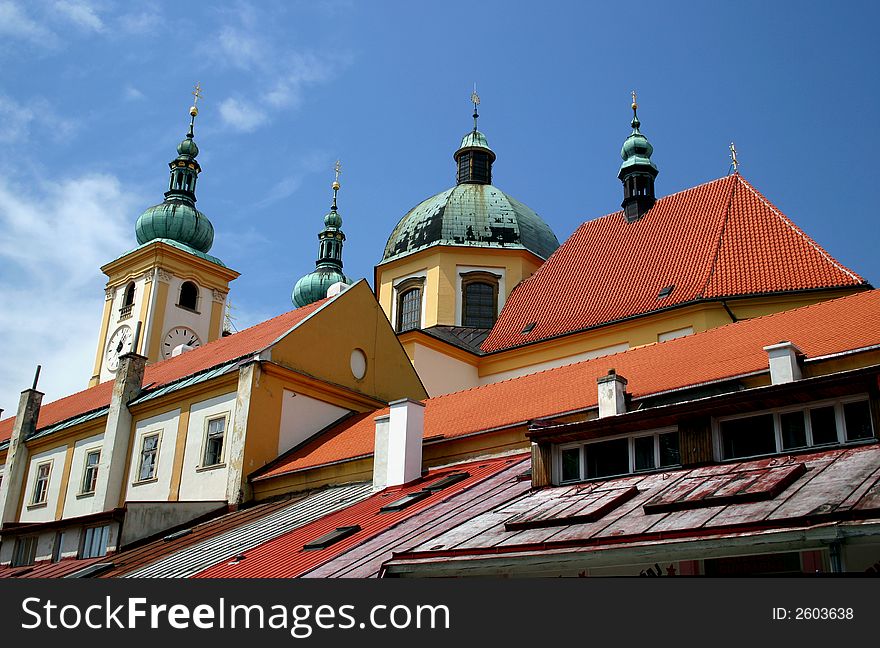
[423,472,469,491]
[163,529,192,542]
[521,322,537,334]
[303,525,361,551]
[658,284,675,299]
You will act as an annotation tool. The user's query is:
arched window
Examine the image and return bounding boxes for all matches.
[395,277,424,332]
[122,282,136,308]
[461,271,500,328]
[178,281,199,311]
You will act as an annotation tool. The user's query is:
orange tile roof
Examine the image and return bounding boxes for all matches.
[258,290,880,478]
[483,174,867,353]
[0,298,330,445]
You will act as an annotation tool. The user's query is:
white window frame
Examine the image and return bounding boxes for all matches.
[30,460,53,506]
[80,449,101,495]
[555,426,680,485]
[391,271,427,333]
[80,525,110,559]
[200,413,229,468]
[12,535,38,567]
[713,394,874,462]
[135,431,162,484]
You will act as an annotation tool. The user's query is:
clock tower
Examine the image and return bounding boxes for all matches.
[89,87,239,386]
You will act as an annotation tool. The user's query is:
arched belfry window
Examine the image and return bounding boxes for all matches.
[395,277,424,332]
[461,271,501,328]
[123,282,136,308]
[178,281,199,312]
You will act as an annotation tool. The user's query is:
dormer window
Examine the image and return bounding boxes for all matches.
[558,429,680,484]
[717,396,874,461]
[178,281,199,312]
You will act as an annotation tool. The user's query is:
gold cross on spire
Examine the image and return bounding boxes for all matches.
[471,83,480,108]
[331,160,342,209]
[631,89,638,111]
[729,142,739,173]
[189,82,203,119]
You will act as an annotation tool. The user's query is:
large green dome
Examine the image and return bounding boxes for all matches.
[135,199,214,253]
[382,183,559,262]
[292,267,350,307]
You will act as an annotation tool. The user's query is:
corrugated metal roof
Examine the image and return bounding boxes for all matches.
[194,455,526,578]
[124,482,371,578]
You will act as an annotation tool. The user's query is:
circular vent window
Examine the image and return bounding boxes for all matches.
[350,348,367,380]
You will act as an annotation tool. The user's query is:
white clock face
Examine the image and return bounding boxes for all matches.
[163,327,202,358]
[105,325,133,372]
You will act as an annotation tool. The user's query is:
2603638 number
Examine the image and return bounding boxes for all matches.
[795,608,853,620]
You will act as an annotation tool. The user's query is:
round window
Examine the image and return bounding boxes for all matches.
[350,348,367,380]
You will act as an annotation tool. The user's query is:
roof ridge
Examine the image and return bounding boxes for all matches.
[698,173,739,298]
[735,175,865,284]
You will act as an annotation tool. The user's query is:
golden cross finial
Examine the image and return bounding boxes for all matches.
[631,89,638,111]
[331,159,341,201]
[729,142,739,172]
[471,83,480,108]
[193,82,203,105]
[334,160,342,184]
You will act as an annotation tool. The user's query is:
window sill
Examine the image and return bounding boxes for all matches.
[26,502,47,510]
[196,462,226,473]
[132,477,159,486]
[76,491,95,500]
[175,304,201,314]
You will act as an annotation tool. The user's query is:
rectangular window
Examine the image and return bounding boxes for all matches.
[51,532,65,563]
[844,400,874,441]
[31,462,52,505]
[80,525,110,559]
[718,397,873,460]
[138,433,160,481]
[12,536,38,567]
[559,429,681,484]
[720,414,776,460]
[203,416,226,467]
[81,450,100,494]
[809,406,838,446]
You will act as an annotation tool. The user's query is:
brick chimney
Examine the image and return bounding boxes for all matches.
[372,398,425,491]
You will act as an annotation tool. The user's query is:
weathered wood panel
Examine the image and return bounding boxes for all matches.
[679,417,713,466]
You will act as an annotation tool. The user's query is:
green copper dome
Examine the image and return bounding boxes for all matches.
[292,267,350,307]
[618,114,658,179]
[135,200,214,253]
[382,183,559,262]
[324,209,342,228]
[458,130,494,156]
[177,136,199,158]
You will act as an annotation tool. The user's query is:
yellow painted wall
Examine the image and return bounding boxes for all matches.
[270,281,427,404]
[376,246,543,329]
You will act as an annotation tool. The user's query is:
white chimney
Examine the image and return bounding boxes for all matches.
[372,398,425,491]
[326,282,349,298]
[763,341,803,385]
[597,369,628,418]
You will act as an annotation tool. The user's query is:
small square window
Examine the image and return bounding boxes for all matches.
[658,432,680,468]
[586,438,629,479]
[80,525,110,559]
[203,417,226,467]
[721,414,776,460]
[843,401,873,441]
[12,536,38,567]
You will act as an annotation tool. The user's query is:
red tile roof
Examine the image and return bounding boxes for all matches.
[258,290,880,477]
[194,455,527,578]
[0,556,105,579]
[483,174,867,353]
[0,298,330,445]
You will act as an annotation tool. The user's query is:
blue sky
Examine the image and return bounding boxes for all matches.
[0,0,878,411]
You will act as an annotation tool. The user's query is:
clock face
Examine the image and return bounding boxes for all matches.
[163,327,202,358]
[105,325,133,372]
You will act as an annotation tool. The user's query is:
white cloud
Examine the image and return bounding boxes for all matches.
[116,8,161,34]
[124,85,145,101]
[0,173,139,415]
[218,97,267,132]
[0,1,58,47]
[53,0,104,32]
[0,93,78,144]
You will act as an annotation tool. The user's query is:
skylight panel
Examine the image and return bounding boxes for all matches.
[380,490,432,512]
[657,284,675,299]
[303,525,361,551]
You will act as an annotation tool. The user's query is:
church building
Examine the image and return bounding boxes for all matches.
[0,88,878,578]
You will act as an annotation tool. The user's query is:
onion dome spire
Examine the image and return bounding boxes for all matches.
[292,161,351,307]
[454,85,496,185]
[135,83,215,253]
[618,90,659,223]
